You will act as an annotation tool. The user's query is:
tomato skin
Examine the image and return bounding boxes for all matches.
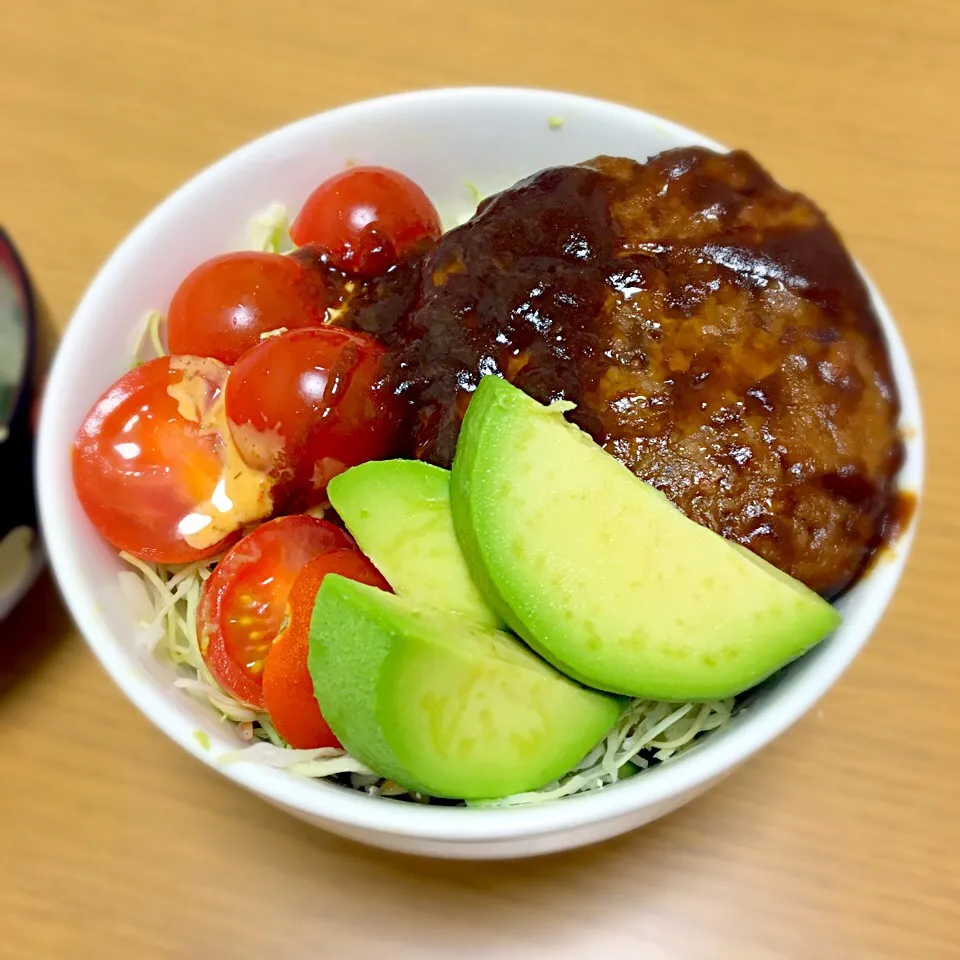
[290,166,441,277]
[224,327,401,507]
[167,252,328,365]
[263,550,390,749]
[198,515,354,707]
[72,356,235,563]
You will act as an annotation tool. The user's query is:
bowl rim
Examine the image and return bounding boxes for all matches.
[37,86,925,844]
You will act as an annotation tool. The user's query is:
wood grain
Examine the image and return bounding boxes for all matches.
[1,1,958,957]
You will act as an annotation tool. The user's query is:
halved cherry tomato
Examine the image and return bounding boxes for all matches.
[263,549,390,748]
[290,166,441,277]
[224,327,401,507]
[167,251,328,365]
[73,356,236,563]
[197,515,353,707]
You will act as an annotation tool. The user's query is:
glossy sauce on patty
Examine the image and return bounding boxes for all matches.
[314,148,905,598]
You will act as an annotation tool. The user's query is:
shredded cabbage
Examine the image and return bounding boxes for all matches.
[128,309,166,367]
[116,202,736,806]
[247,202,292,254]
[219,741,374,778]
[120,552,261,724]
[469,697,733,808]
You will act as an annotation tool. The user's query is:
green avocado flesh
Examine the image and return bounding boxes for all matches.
[450,376,842,701]
[307,575,625,799]
[328,460,503,630]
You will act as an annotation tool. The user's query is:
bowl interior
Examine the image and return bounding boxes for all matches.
[38,88,923,843]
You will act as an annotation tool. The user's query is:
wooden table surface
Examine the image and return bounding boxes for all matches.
[2,1,958,957]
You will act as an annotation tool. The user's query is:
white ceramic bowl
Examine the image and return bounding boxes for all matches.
[37,88,923,859]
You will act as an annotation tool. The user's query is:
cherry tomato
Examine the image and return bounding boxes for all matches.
[197,515,353,707]
[167,252,328,365]
[262,550,390,748]
[289,166,441,277]
[73,356,236,563]
[224,327,401,507]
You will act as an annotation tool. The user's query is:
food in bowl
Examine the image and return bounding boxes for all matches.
[68,146,906,806]
[380,149,904,599]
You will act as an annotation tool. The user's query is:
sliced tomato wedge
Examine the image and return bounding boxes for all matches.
[72,356,236,563]
[262,549,390,748]
[197,515,353,707]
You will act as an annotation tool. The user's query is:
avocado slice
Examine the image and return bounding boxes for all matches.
[328,460,503,629]
[450,376,841,701]
[307,574,625,799]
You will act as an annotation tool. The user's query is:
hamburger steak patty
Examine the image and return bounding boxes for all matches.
[351,147,903,598]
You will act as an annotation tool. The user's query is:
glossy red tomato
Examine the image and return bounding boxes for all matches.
[73,356,236,563]
[224,327,401,507]
[262,549,390,748]
[197,515,354,707]
[166,251,328,364]
[289,166,441,277]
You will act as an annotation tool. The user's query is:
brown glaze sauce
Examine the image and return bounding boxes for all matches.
[877,490,917,552]
[317,148,906,599]
[291,242,426,341]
